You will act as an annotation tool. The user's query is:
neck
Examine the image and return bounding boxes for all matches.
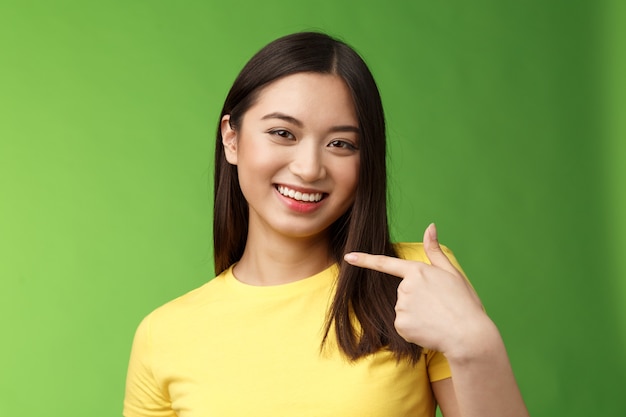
[233,229,334,286]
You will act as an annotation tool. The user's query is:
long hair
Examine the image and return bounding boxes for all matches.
[213,32,422,363]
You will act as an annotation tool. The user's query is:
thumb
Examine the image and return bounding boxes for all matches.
[423,223,456,273]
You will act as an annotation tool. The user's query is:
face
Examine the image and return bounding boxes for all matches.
[221,72,360,242]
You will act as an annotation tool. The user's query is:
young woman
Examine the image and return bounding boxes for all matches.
[123,32,529,417]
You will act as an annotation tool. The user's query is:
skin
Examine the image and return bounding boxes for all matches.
[222,72,529,416]
[345,223,530,417]
[221,72,360,286]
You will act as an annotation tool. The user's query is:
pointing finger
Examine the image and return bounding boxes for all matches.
[343,252,415,278]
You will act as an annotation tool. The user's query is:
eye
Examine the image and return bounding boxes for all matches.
[268,129,295,140]
[328,139,358,151]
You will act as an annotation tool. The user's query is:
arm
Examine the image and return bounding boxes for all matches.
[431,325,528,417]
[344,224,529,417]
[124,315,176,417]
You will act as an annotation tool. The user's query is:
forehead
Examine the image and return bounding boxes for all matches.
[245,72,358,125]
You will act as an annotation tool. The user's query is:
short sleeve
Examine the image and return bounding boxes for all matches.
[394,242,465,383]
[440,245,469,279]
[123,314,176,417]
[424,349,452,382]
[394,242,467,276]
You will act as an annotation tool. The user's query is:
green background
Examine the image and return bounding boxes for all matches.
[1,0,624,416]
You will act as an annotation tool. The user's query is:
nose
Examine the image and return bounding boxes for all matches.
[288,141,326,183]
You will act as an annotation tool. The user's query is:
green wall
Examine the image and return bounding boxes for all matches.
[1,1,624,415]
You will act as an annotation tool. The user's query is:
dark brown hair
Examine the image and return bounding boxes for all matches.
[213,32,422,363]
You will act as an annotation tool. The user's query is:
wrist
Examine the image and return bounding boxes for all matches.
[442,317,505,365]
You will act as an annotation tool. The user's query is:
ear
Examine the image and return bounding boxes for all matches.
[221,115,238,165]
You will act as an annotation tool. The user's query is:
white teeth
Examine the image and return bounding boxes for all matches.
[277,185,323,202]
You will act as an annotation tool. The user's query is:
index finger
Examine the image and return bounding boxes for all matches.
[343,252,417,278]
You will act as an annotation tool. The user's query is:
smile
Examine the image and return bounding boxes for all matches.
[276,185,324,202]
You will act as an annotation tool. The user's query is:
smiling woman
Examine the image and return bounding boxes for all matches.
[221,73,360,249]
[123,32,529,417]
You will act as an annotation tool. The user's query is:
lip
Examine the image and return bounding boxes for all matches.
[274,184,327,213]
[274,183,327,195]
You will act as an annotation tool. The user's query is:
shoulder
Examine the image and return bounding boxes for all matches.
[394,242,428,262]
[130,270,232,353]
[393,242,464,273]
[393,242,456,262]
[143,269,229,324]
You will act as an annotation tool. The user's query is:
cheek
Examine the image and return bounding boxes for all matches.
[235,139,288,201]
[335,158,360,198]
[237,138,277,174]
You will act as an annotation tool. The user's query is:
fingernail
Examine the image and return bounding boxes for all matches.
[344,253,357,262]
[429,223,438,241]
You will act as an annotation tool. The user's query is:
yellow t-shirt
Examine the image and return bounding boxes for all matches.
[123,243,460,417]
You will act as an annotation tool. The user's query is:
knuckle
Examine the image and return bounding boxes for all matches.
[408,262,423,276]
[393,314,403,329]
[399,277,418,294]
[394,315,410,334]
[373,256,387,271]
[397,281,409,296]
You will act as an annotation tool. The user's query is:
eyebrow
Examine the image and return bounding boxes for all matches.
[261,112,360,134]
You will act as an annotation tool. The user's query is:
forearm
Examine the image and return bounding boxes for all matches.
[344,226,529,416]
[444,320,529,417]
